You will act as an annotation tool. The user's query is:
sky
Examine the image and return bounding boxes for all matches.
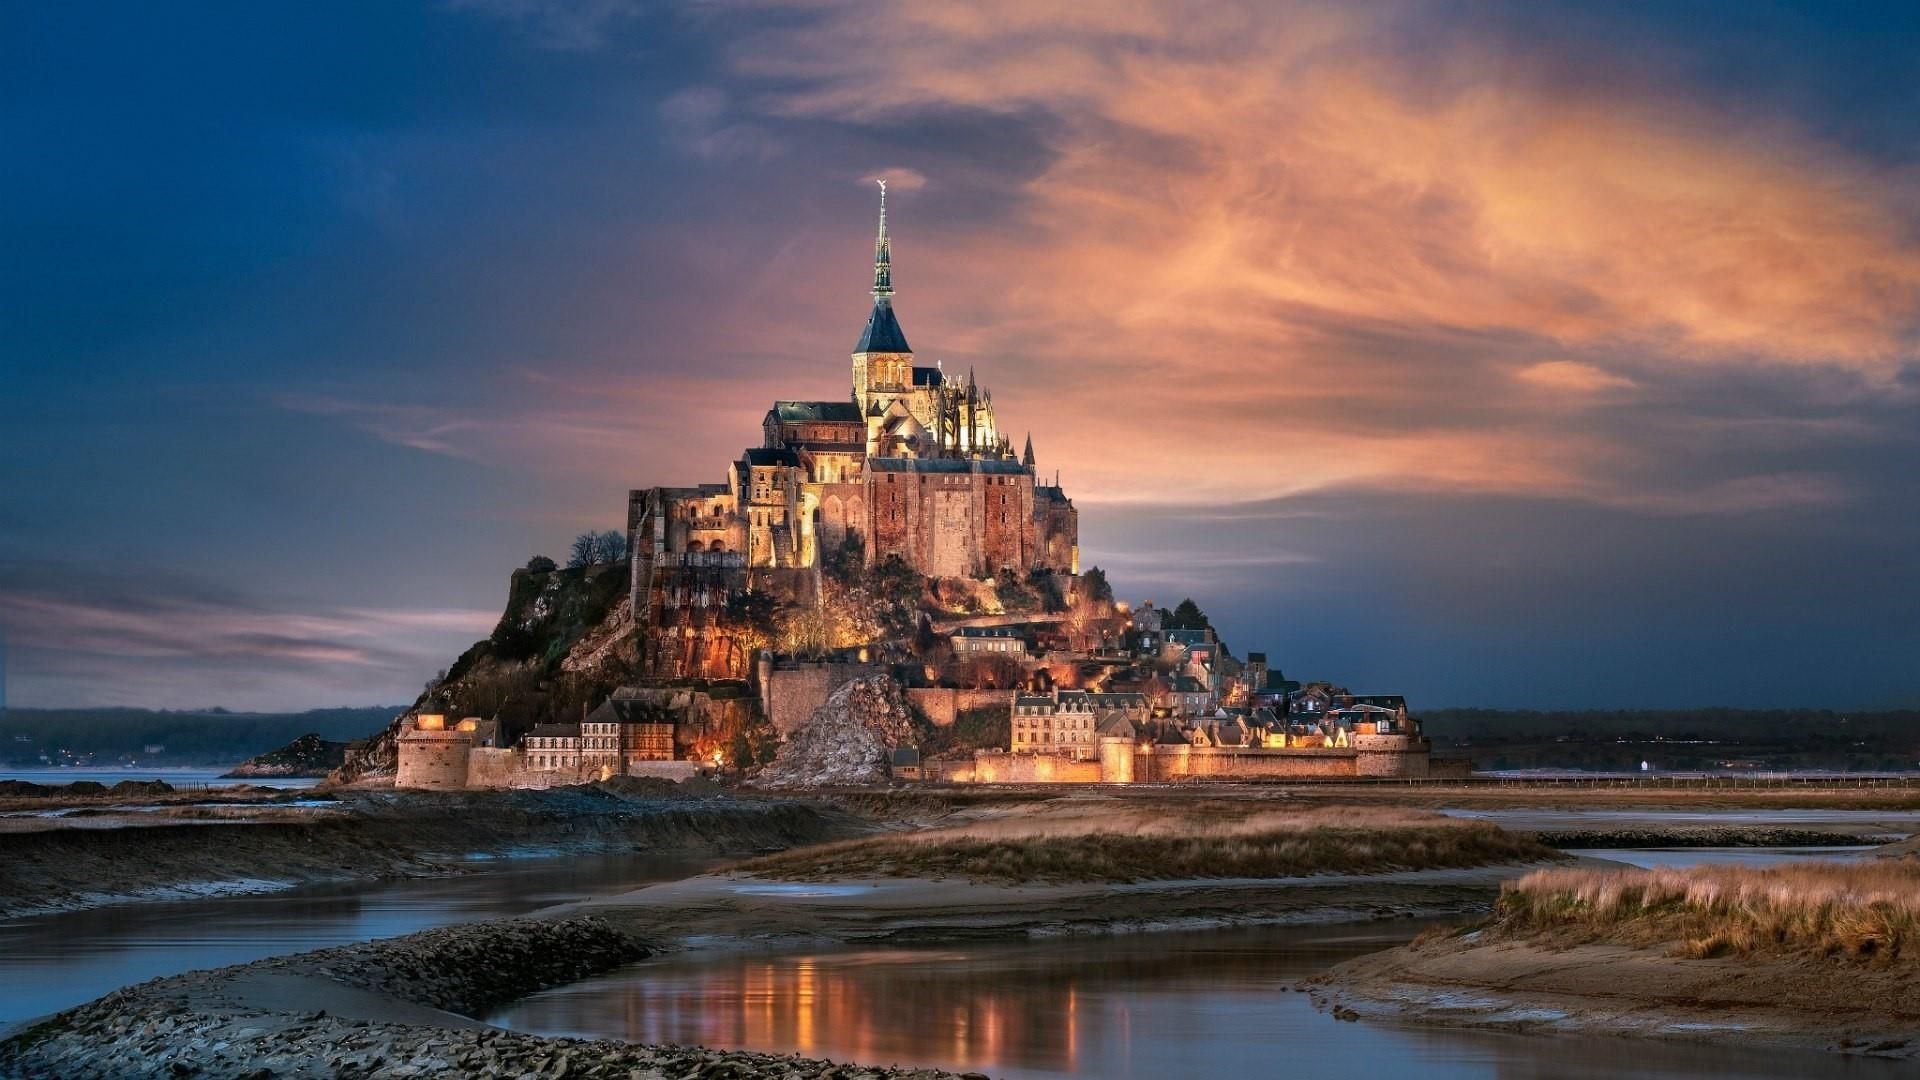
[2,1,1917,711]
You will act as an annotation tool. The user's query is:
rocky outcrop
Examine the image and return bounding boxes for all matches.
[753,675,918,789]
[224,732,349,778]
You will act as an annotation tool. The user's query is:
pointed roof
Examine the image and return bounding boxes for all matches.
[855,299,912,354]
[1022,433,1035,468]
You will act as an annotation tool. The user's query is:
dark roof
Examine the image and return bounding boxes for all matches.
[527,723,580,739]
[1167,628,1212,646]
[912,366,944,387]
[955,625,1021,639]
[1247,652,1267,664]
[890,747,922,766]
[773,400,863,423]
[740,448,800,468]
[586,699,677,725]
[854,299,912,354]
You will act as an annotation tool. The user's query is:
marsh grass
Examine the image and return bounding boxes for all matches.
[736,806,1559,884]
[1495,861,1920,964]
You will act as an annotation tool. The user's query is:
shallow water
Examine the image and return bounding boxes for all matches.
[0,767,319,790]
[490,925,1910,1079]
[1581,846,1872,870]
[0,853,711,1025]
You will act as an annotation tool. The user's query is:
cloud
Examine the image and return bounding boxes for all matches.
[0,561,498,709]
[1515,360,1638,396]
[659,86,785,161]
[863,166,928,191]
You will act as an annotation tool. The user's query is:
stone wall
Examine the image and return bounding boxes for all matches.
[969,750,1103,784]
[905,687,1017,728]
[758,662,886,735]
[463,748,520,788]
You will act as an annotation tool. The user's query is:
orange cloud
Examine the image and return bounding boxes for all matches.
[690,0,1917,508]
[1515,361,1638,395]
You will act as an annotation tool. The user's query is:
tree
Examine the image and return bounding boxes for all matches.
[591,529,627,564]
[725,590,783,654]
[1167,598,1210,631]
[568,533,598,569]
[865,555,926,639]
[1081,566,1114,604]
[525,555,557,574]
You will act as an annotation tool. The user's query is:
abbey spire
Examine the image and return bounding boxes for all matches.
[872,178,893,300]
[853,179,911,358]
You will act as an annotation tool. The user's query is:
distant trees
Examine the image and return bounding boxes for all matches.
[1081,566,1114,604]
[568,529,628,569]
[525,555,557,574]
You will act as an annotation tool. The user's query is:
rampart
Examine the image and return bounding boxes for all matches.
[905,687,1017,728]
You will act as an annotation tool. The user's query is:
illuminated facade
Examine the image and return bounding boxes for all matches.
[628,184,1079,675]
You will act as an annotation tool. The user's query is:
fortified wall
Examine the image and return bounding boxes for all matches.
[952,734,1433,785]
[394,713,699,790]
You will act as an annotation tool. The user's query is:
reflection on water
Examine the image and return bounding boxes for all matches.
[0,854,709,1025]
[492,924,1908,1079]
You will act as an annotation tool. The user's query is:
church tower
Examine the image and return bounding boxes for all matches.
[852,180,913,414]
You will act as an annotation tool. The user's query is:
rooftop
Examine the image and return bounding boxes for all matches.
[773,400,863,423]
[854,299,912,354]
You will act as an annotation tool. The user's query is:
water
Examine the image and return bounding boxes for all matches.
[489,924,1906,1079]
[0,767,318,790]
[1582,847,1872,870]
[0,853,712,1025]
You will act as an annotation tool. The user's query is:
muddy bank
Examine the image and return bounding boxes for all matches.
[561,862,1537,949]
[0,786,860,920]
[0,917,969,1080]
[1310,934,1920,1061]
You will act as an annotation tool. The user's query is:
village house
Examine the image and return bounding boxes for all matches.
[951,625,1028,657]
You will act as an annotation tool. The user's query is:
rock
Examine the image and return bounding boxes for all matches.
[752,676,917,789]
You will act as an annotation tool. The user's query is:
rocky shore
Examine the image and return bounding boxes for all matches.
[0,918,972,1079]
[0,784,859,919]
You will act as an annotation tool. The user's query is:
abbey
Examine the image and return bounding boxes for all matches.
[628,184,1078,674]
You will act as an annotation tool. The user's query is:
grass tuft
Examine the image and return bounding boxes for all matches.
[1493,860,1920,965]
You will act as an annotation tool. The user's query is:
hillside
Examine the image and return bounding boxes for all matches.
[222,733,350,778]
[333,561,639,783]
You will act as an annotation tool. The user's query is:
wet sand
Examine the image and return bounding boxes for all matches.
[1312,934,1920,1061]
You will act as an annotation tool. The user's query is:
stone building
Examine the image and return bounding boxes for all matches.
[629,183,1079,676]
[951,625,1027,657]
[523,723,581,772]
[1011,689,1149,760]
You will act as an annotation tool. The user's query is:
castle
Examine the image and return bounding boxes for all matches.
[628,184,1079,677]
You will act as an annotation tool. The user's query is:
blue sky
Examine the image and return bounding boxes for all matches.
[2,1,1917,710]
